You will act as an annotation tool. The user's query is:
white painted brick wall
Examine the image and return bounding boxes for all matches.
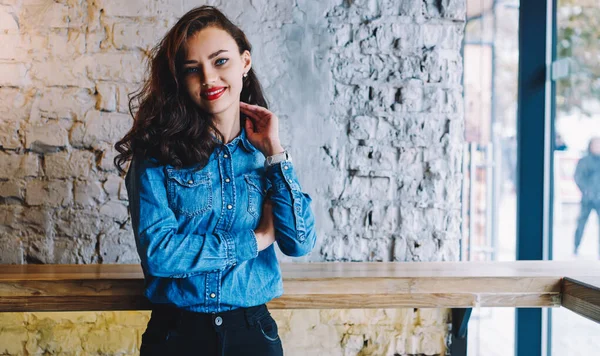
[0,0,465,354]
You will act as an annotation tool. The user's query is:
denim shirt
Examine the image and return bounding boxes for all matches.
[124,127,317,313]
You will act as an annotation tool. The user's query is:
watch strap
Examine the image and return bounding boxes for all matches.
[265,150,291,168]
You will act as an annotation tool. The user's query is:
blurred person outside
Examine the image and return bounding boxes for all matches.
[573,137,600,256]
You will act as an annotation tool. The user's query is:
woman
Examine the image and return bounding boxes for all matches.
[114,6,317,355]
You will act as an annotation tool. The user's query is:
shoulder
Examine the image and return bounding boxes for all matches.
[130,155,168,182]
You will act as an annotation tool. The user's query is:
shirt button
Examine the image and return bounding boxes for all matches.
[225,178,230,183]
[188,180,194,184]
[227,204,233,210]
[210,293,216,298]
[223,154,229,158]
[215,316,223,326]
[283,165,289,170]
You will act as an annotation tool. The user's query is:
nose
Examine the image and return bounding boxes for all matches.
[200,66,217,86]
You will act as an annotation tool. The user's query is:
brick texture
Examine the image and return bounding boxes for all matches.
[0,0,465,354]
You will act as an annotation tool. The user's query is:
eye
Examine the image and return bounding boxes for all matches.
[215,58,228,66]
[182,67,198,75]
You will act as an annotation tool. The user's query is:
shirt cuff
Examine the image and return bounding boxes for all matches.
[217,229,259,265]
[265,160,300,192]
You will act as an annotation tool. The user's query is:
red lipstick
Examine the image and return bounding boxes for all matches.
[202,87,226,101]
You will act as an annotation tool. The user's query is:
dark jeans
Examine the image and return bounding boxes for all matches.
[574,199,600,255]
[140,303,284,356]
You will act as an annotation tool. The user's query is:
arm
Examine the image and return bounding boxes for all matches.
[574,157,588,194]
[239,102,317,256]
[126,158,258,278]
[265,160,317,257]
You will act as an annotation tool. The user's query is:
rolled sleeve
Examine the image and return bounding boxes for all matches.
[215,229,259,265]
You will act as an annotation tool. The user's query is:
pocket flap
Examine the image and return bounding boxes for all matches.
[166,169,210,187]
[244,174,269,195]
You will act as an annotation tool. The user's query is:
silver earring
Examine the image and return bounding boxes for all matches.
[243,72,248,78]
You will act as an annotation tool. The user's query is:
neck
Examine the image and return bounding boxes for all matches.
[212,104,241,144]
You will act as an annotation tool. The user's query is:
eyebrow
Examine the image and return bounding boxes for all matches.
[183,49,229,64]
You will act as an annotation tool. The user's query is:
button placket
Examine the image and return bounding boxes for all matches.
[205,271,220,311]
[224,150,232,213]
[215,146,236,232]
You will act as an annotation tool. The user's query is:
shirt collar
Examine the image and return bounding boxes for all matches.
[223,125,256,154]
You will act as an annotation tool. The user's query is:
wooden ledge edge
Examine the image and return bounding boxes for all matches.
[561,277,600,324]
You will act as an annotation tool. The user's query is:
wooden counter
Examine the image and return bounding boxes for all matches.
[0,261,598,323]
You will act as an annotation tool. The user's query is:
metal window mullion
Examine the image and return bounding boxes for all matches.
[515,1,554,356]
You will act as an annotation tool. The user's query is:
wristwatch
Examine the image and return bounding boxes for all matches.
[265,150,291,168]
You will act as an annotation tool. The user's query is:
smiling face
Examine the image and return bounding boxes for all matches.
[181,26,251,116]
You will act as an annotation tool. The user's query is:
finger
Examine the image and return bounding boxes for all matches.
[244,117,255,132]
[241,102,271,115]
[240,103,258,116]
[240,108,258,125]
[240,102,270,121]
[240,101,263,109]
[240,102,262,114]
[241,107,266,126]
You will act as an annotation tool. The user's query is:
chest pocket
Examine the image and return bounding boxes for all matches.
[166,168,213,217]
[244,174,269,219]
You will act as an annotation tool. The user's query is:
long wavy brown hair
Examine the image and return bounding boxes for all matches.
[114,6,268,175]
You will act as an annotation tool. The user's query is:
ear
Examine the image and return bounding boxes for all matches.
[241,50,252,75]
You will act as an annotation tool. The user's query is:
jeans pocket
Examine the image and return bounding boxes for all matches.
[142,323,182,345]
[141,327,169,344]
[257,315,280,343]
[140,328,182,356]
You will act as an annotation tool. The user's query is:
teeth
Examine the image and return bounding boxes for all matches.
[205,88,225,96]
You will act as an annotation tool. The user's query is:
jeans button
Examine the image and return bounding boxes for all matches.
[215,316,223,326]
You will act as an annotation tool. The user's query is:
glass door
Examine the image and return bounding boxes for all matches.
[551,0,600,354]
[462,0,519,354]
